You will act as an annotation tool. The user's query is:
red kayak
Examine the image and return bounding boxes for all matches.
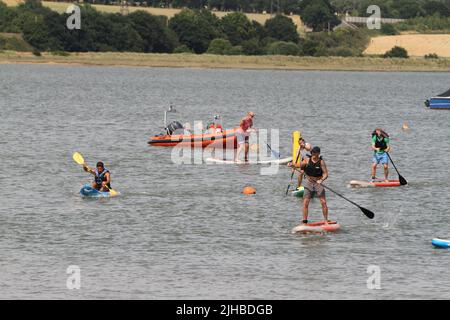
[349,179,401,188]
[148,127,238,148]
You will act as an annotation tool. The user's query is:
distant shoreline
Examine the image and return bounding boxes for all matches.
[1,51,450,72]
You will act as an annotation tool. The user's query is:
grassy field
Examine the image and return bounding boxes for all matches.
[364,34,450,57]
[1,50,450,72]
[3,0,307,33]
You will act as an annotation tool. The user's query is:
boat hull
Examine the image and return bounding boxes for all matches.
[425,97,450,110]
[148,128,238,148]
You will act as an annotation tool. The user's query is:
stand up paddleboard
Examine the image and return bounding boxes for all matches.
[80,184,119,198]
[349,179,401,188]
[432,238,450,248]
[292,221,341,234]
[206,157,292,165]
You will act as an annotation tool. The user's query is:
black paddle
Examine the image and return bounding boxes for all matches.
[386,152,407,186]
[266,143,281,159]
[285,147,302,196]
[321,184,375,219]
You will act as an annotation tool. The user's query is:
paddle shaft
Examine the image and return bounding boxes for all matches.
[386,152,407,185]
[285,146,302,195]
[321,184,360,208]
[321,184,374,219]
[266,143,280,159]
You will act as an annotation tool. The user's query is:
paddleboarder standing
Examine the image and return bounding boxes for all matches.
[371,128,390,182]
[235,111,256,162]
[299,146,329,224]
[288,137,312,189]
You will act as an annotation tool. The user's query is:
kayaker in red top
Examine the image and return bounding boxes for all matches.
[235,111,256,162]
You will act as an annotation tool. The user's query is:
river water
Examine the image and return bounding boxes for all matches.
[0,64,449,299]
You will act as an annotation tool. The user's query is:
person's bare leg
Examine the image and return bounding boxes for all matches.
[235,144,244,162]
[297,171,304,188]
[371,163,377,179]
[303,197,310,223]
[244,142,249,162]
[320,197,329,222]
[384,164,389,182]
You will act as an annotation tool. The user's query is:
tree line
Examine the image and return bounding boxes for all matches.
[0,0,347,55]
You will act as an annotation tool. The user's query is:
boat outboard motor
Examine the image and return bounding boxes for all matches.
[165,121,184,135]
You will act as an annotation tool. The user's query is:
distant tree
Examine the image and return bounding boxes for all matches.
[392,0,424,19]
[380,23,398,35]
[299,0,340,32]
[241,38,264,55]
[264,15,299,43]
[422,1,450,17]
[220,12,255,45]
[267,41,299,55]
[207,38,232,54]
[383,46,409,58]
[169,9,221,53]
[129,10,177,53]
[173,44,193,53]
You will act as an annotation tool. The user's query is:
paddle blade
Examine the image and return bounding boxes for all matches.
[399,175,408,186]
[360,206,375,219]
[73,152,85,165]
[109,189,118,196]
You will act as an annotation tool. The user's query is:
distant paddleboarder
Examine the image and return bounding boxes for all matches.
[371,128,390,182]
[287,137,312,189]
[235,111,256,162]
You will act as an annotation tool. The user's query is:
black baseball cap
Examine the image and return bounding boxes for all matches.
[311,146,321,154]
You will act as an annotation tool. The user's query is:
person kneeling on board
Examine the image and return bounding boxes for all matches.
[288,137,312,189]
[299,146,329,225]
[83,161,112,192]
[371,128,390,182]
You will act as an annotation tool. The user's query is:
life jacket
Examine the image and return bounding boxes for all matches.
[94,168,110,186]
[304,155,323,177]
[374,136,388,150]
[209,123,223,133]
[372,130,389,151]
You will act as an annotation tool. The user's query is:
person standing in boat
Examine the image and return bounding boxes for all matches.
[83,161,111,192]
[299,146,329,225]
[371,128,390,182]
[287,137,312,189]
[235,111,256,162]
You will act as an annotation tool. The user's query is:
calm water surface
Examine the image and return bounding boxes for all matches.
[0,64,449,299]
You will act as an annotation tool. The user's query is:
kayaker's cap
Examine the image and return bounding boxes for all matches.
[311,146,321,154]
[96,161,104,168]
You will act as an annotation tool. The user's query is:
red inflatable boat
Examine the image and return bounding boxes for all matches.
[148,127,239,148]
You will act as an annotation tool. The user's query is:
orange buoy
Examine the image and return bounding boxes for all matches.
[242,186,256,194]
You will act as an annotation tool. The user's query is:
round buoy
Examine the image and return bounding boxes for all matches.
[242,186,256,194]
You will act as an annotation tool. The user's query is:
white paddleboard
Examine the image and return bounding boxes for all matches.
[206,157,293,165]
